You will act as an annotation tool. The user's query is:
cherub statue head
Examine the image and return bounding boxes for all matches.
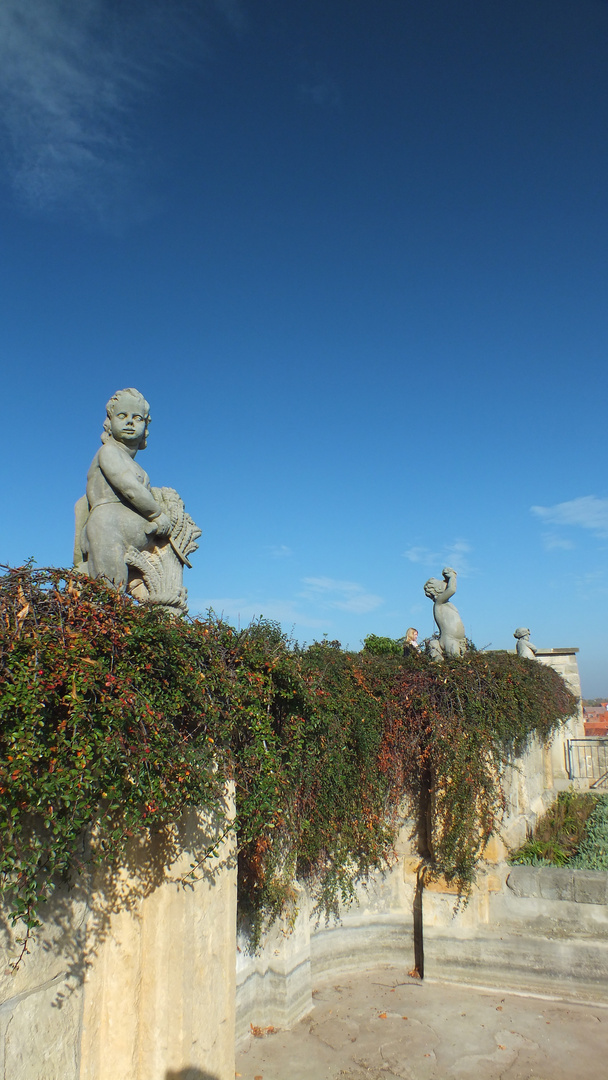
[101,388,151,450]
[424,577,446,600]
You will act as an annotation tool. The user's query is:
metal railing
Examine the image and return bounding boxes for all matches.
[566,738,608,790]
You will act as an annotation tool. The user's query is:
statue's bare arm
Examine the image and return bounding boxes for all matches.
[435,567,457,604]
[98,443,164,521]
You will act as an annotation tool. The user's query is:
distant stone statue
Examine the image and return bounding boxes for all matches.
[514,627,538,660]
[423,567,466,659]
[74,388,201,614]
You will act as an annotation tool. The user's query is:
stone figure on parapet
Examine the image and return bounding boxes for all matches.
[514,627,538,660]
[74,388,201,614]
[423,567,467,659]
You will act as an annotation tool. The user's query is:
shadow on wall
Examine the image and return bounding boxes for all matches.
[0,801,235,1009]
[165,1071,221,1080]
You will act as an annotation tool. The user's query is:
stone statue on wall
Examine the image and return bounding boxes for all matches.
[514,627,538,660]
[424,566,467,659]
[74,388,201,614]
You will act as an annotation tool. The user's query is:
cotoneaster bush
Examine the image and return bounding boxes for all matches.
[0,566,227,955]
[376,648,576,887]
[0,567,576,952]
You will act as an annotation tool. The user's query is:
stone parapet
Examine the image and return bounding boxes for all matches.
[507,865,608,905]
[237,704,607,1036]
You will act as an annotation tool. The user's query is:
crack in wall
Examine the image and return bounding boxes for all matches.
[0,973,66,1080]
[0,970,65,1014]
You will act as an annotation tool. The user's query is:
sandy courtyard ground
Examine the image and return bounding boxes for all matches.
[235,966,607,1080]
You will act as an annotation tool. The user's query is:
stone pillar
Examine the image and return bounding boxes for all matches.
[535,649,585,788]
[0,798,236,1080]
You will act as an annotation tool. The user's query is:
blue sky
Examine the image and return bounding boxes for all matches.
[1,0,608,694]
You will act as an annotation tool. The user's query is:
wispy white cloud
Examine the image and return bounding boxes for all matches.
[402,539,473,575]
[300,577,383,615]
[542,533,575,551]
[189,596,327,629]
[402,546,435,564]
[0,1,144,219]
[297,53,341,109]
[266,544,293,558]
[531,496,608,538]
[213,0,247,32]
[0,1,241,222]
[574,569,608,600]
[299,78,341,108]
[189,573,383,631]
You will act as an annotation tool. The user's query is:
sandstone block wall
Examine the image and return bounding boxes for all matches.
[0,802,236,1080]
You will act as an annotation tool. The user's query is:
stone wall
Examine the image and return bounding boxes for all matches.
[237,649,607,1036]
[0,801,236,1080]
[237,846,608,1043]
[421,863,608,1001]
[235,734,537,1044]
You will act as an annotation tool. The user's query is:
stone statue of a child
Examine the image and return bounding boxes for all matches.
[74,388,200,612]
[424,567,466,658]
[514,627,538,660]
[76,388,170,587]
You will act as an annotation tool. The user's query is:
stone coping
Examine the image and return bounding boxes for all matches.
[535,648,579,655]
[503,647,579,656]
[507,865,608,904]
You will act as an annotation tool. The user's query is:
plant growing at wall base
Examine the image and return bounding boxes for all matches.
[511,791,608,869]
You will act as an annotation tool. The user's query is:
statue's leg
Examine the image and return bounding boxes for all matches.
[83,505,151,590]
[443,637,466,658]
[83,523,129,588]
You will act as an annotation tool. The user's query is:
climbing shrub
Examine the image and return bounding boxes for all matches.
[0,567,577,949]
[0,567,227,948]
[354,649,576,891]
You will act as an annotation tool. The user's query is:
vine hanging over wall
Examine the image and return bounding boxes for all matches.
[0,567,576,951]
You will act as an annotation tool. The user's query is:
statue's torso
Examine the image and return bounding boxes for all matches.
[517,640,537,660]
[434,601,465,641]
[86,444,152,511]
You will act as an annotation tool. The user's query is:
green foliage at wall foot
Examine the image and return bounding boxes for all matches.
[570,796,608,870]
[512,790,608,870]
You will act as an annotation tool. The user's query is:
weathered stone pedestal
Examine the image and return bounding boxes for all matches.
[0,801,236,1080]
